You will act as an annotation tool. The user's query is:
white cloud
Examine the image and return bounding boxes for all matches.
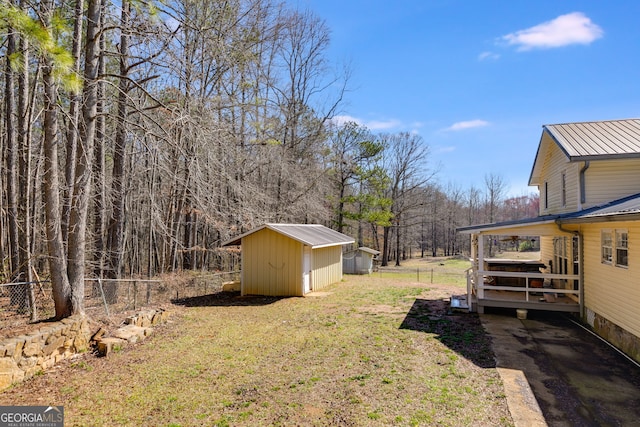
[478,51,500,61]
[329,115,363,126]
[502,12,603,51]
[329,115,402,131]
[445,119,490,132]
[366,119,402,130]
[436,145,457,154]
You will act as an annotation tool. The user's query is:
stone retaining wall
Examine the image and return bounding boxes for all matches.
[95,309,170,356]
[0,308,170,391]
[0,316,91,391]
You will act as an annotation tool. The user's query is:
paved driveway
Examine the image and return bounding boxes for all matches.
[481,309,640,427]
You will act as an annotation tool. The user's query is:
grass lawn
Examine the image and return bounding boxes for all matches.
[0,258,513,426]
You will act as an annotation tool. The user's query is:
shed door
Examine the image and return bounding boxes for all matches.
[303,246,312,294]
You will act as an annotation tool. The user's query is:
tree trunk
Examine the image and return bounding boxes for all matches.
[107,0,130,280]
[395,215,401,267]
[62,0,85,246]
[41,0,72,319]
[93,0,107,278]
[381,225,390,266]
[67,0,102,315]
[17,17,34,319]
[5,25,20,283]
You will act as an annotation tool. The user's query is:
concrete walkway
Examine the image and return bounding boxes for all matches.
[481,309,640,427]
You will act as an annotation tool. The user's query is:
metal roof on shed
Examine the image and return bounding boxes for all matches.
[222,223,354,248]
[544,118,640,160]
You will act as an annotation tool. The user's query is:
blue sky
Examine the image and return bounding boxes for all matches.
[288,0,640,196]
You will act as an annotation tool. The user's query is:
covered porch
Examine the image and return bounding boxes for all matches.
[458,218,582,315]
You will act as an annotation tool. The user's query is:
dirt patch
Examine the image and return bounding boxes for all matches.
[305,291,332,297]
[357,304,404,314]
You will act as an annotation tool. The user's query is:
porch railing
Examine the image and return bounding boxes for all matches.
[467,269,581,304]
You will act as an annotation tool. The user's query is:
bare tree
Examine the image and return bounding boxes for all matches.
[66,0,103,315]
[62,0,85,246]
[484,172,507,256]
[0,0,354,312]
[379,132,434,266]
[106,0,133,279]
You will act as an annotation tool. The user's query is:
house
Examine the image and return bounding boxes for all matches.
[222,224,354,296]
[343,247,380,275]
[458,118,640,363]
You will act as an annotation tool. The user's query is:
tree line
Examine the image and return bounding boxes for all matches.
[0,0,538,318]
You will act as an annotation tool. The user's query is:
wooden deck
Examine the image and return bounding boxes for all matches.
[473,289,580,313]
[465,266,581,314]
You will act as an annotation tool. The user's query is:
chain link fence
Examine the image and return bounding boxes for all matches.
[0,271,240,335]
[373,267,466,286]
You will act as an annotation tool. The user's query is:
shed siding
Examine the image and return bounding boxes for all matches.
[311,246,343,291]
[242,228,303,296]
[583,159,640,208]
[581,221,640,339]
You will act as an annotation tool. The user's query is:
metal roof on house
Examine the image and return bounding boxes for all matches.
[457,192,640,233]
[456,215,560,234]
[222,224,355,248]
[560,192,640,223]
[544,118,640,161]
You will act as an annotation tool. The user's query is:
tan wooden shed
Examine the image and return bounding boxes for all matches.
[222,224,354,296]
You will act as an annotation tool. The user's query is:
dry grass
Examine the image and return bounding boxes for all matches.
[0,259,513,426]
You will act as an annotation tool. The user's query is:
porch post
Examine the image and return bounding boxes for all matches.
[578,231,584,317]
[477,234,484,299]
[470,234,478,270]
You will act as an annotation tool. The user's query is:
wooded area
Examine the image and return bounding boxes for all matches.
[0,0,538,318]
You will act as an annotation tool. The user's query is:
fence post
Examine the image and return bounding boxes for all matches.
[97,278,111,317]
[146,282,151,305]
[417,268,420,282]
[28,283,37,322]
[133,281,138,310]
[431,269,434,284]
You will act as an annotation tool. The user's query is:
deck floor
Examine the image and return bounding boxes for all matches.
[474,289,580,313]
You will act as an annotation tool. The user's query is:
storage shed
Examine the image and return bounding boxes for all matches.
[222,224,354,296]
[343,247,380,274]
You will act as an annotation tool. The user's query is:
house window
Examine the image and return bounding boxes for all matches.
[601,230,612,264]
[602,229,628,267]
[615,230,628,267]
[544,181,549,209]
[561,172,566,207]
